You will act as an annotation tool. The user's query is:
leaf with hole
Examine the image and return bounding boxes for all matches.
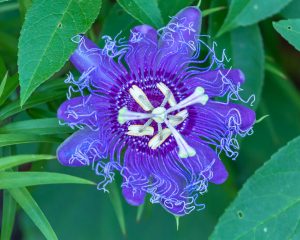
[273,19,300,51]
[210,135,300,239]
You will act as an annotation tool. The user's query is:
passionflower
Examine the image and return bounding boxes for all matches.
[56,6,255,215]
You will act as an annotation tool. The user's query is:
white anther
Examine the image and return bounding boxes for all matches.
[148,128,172,149]
[157,82,177,107]
[164,119,196,158]
[168,110,188,126]
[129,85,154,111]
[166,87,208,114]
[127,125,154,136]
[118,107,153,124]
[148,110,188,149]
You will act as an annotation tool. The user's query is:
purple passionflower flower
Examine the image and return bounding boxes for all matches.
[56,7,255,215]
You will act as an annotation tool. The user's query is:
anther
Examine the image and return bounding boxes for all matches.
[129,85,154,111]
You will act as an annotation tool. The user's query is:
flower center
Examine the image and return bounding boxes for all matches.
[152,107,166,123]
[118,82,209,158]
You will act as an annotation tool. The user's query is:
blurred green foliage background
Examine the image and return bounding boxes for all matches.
[1,0,300,239]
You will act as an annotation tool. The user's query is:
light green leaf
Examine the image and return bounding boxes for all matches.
[117,0,163,28]
[0,154,55,171]
[0,118,73,135]
[9,187,58,240]
[1,190,17,240]
[108,181,126,236]
[210,136,300,239]
[0,172,95,189]
[0,134,62,147]
[18,0,102,105]
[273,19,300,51]
[218,0,293,36]
[202,6,226,17]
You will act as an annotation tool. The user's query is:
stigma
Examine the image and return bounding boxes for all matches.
[118,83,208,158]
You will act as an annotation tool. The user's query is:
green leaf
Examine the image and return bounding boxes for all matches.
[117,0,163,28]
[0,154,55,171]
[231,25,264,109]
[273,19,300,52]
[0,90,65,121]
[1,190,17,240]
[0,172,95,189]
[108,181,126,236]
[218,0,293,36]
[210,135,300,239]
[0,118,73,135]
[0,134,62,147]
[18,0,102,105]
[158,0,194,23]
[281,0,300,19]
[209,0,265,109]
[0,74,18,106]
[202,6,226,17]
[9,187,58,240]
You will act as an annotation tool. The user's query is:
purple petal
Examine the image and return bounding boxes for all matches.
[57,95,109,130]
[207,101,256,131]
[183,69,245,97]
[126,25,158,76]
[188,138,228,184]
[122,186,146,206]
[70,36,126,91]
[57,129,106,167]
[121,147,148,206]
[158,7,202,73]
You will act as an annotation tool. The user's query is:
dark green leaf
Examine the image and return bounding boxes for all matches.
[0,172,95,189]
[0,74,18,106]
[108,181,126,236]
[273,19,300,51]
[281,0,300,19]
[218,0,293,35]
[209,0,265,109]
[210,135,300,239]
[0,118,73,135]
[0,90,65,121]
[18,0,102,105]
[158,0,194,23]
[0,154,55,171]
[9,187,58,240]
[117,0,163,28]
[231,25,264,108]
[1,190,17,240]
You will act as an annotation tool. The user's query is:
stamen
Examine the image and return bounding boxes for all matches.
[118,107,153,124]
[157,82,177,107]
[168,110,188,126]
[148,128,172,149]
[166,87,208,114]
[129,85,154,111]
[164,119,196,158]
[127,125,154,136]
[148,110,188,150]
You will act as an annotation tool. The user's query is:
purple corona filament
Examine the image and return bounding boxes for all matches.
[56,7,256,216]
